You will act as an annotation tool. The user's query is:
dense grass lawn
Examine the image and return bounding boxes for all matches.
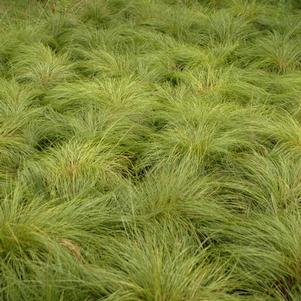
[1,0,301,300]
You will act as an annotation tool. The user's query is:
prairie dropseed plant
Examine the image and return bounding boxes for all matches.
[245,31,301,73]
[10,42,76,88]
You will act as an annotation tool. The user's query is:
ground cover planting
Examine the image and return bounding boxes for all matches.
[1,0,301,300]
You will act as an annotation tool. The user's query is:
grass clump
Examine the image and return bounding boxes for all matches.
[1,0,301,300]
[10,42,76,88]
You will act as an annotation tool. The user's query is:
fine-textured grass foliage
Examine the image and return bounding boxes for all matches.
[10,42,76,88]
[1,0,301,300]
[242,31,301,73]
